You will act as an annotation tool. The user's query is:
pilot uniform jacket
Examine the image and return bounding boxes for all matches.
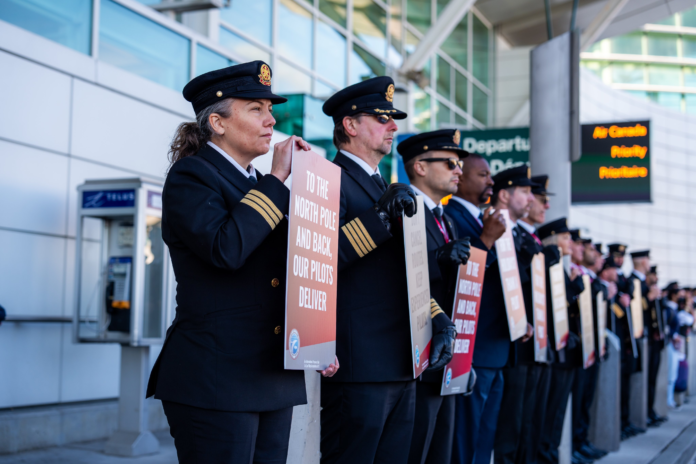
[513,225,544,365]
[421,207,459,384]
[545,265,584,369]
[632,272,663,347]
[615,271,639,370]
[146,144,306,412]
[445,200,511,369]
[591,278,608,361]
[326,152,452,383]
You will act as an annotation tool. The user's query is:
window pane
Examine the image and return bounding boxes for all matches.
[581,61,610,80]
[319,0,347,28]
[682,8,696,28]
[436,100,451,128]
[610,33,642,55]
[1,0,92,54]
[611,63,644,84]
[317,21,346,87]
[472,14,490,87]
[278,0,313,69]
[100,0,190,91]
[625,90,649,101]
[220,0,272,46]
[472,85,488,124]
[648,65,680,86]
[442,16,467,69]
[405,28,420,56]
[684,67,696,87]
[685,94,696,114]
[437,56,450,98]
[196,45,234,77]
[387,1,403,67]
[274,60,312,94]
[353,0,387,59]
[412,85,431,131]
[350,44,385,84]
[314,80,337,99]
[647,33,678,57]
[683,36,696,59]
[455,113,467,127]
[407,0,431,35]
[219,27,270,63]
[455,70,468,111]
[652,92,682,111]
[653,15,676,26]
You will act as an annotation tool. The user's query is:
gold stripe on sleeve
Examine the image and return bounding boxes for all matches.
[247,190,283,224]
[240,198,276,229]
[353,218,377,251]
[341,224,366,258]
[345,222,370,255]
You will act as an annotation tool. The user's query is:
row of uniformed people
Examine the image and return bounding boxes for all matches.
[144,60,671,464]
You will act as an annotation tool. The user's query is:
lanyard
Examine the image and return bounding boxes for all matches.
[433,216,450,243]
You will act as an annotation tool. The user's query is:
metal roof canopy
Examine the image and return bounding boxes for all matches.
[475,0,696,47]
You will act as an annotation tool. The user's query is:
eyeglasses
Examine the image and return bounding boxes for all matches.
[419,158,464,170]
[358,113,394,124]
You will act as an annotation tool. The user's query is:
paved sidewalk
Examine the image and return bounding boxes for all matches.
[0,430,177,464]
[597,402,696,464]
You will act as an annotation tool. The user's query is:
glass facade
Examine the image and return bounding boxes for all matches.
[3,0,493,176]
[582,6,696,113]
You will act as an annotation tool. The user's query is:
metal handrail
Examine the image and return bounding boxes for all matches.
[4,316,97,324]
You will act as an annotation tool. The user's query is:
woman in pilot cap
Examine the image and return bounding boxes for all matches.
[146,61,338,464]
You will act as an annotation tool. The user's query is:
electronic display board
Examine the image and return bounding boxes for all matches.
[572,121,651,204]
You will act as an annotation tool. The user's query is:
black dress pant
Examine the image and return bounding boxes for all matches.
[538,367,575,464]
[321,380,416,464]
[408,381,455,464]
[519,364,550,464]
[572,363,598,449]
[647,341,662,418]
[162,400,293,464]
[493,365,528,464]
[620,353,636,427]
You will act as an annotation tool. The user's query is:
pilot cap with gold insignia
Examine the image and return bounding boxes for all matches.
[491,165,540,194]
[537,217,570,240]
[531,175,554,196]
[396,129,470,163]
[322,76,407,125]
[607,243,627,257]
[183,61,287,114]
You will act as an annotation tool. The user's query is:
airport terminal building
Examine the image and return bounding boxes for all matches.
[2,0,696,456]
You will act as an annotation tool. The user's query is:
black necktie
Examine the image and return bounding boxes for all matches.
[372,173,387,193]
[432,206,443,221]
[248,175,258,185]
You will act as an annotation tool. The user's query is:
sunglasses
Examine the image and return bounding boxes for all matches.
[359,113,394,124]
[419,158,464,170]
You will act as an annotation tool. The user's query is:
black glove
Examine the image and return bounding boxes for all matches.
[542,245,561,267]
[436,237,471,267]
[374,183,417,225]
[463,367,477,396]
[428,326,456,371]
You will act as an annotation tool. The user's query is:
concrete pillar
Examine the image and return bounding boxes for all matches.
[287,371,321,464]
[104,346,159,457]
[629,337,648,429]
[559,395,572,464]
[588,330,621,452]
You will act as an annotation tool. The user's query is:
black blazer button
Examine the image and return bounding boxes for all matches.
[272,278,280,287]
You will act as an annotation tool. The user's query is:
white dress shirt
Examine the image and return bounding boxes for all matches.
[517,220,536,234]
[207,141,257,179]
[448,196,483,227]
[408,185,440,213]
[341,150,382,177]
[633,269,646,281]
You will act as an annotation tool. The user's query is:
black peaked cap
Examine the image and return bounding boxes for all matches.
[397,129,470,162]
[608,243,628,256]
[602,256,620,271]
[630,249,650,259]
[492,165,539,193]
[569,229,581,242]
[537,217,570,240]
[531,175,554,196]
[183,61,287,114]
[322,76,407,125]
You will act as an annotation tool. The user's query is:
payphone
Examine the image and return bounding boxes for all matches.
[73,178,171,457]
[73,178,170,345]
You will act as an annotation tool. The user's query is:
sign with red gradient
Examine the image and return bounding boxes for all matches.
[441,247,487,396]
[496,209,528,341]
[578,275,596,369]
[549,261,569,350]
[532,253,548,363]
[403,196,432,378]
[284,150,340,370]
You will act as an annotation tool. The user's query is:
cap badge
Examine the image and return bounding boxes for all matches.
[545,178,549,188]
[453,130,461,145]
[385,84,395,103]
[527,167,531,178]
[259,64,271,86]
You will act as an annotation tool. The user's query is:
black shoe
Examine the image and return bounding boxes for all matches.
[580,444,605,459]
[631,424,647,434]
[622,426,636,438]
[647,417,660,428]
[572,450,594,464]
[586,443,608,457]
